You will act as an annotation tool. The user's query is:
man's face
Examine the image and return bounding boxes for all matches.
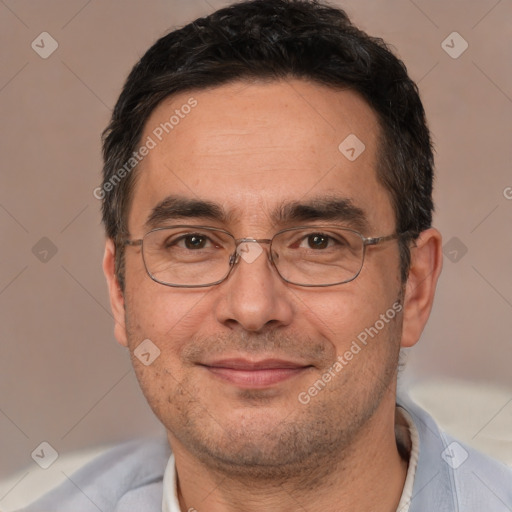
[120,80,404,477]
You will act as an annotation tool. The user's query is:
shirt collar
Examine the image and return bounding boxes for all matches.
[162,405,419,512]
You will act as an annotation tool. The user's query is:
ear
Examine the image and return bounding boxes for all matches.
[401,228,443,348]
[103,239,128,347]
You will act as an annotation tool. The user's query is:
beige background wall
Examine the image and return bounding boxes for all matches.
[1,0,511,501]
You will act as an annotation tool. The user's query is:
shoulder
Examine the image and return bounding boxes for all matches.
[398,394,512,512]
[16,437,170,512]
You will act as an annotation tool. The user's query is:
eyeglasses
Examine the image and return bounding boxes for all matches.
[124,225,408,288]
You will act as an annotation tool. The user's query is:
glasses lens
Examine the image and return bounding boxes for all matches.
[272,227,364,286]
[142,227,234,286]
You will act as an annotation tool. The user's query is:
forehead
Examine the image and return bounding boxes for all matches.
[128,79,394,235]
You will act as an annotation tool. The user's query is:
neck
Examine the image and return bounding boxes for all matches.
[168,396,409,512]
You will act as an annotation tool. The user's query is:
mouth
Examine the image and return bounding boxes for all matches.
[199,358,313,388]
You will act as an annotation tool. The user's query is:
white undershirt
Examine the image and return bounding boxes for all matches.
[395,406,420,512]
[162,406,420,512]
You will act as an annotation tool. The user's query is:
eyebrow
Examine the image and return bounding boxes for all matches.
[144,194,370,232]
[275,196,370,232]
[145,196,234,229]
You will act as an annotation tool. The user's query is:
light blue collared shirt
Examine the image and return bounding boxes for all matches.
[17,395,512,512]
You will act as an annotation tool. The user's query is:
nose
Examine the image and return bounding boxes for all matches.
[213,240,294,332]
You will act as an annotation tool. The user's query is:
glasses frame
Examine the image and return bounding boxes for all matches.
[124,225,411,288]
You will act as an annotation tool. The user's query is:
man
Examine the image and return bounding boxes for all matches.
[19,0,512,511]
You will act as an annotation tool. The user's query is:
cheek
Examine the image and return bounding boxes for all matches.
[124,268,211,341]
[128,352,197,436]
[296,272,401,357]
[122,287,209,425]
[122,278,213,382]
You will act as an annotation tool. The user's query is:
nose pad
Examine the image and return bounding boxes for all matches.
[228,242,273,271]
[229,252,239,266]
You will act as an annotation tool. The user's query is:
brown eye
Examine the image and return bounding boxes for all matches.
[183,234,207,249]
[163,233,213,250]
[307,234,329,249]
[300,232,344,250]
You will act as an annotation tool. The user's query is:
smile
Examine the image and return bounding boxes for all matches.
[200,359,313,388]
